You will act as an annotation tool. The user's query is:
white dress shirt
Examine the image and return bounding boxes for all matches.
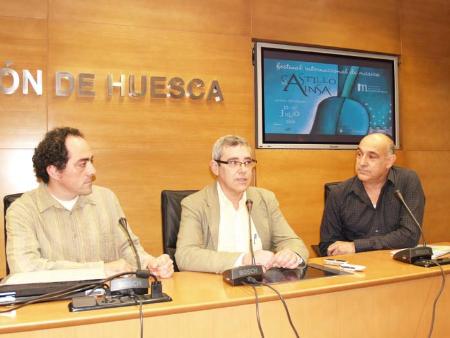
[216,183,262,266]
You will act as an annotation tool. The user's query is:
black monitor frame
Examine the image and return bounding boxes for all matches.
[254,41,399,149]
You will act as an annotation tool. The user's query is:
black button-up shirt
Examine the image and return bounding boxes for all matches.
[319,166,425,256]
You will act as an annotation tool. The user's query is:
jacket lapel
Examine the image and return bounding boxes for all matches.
[206,183,220,250]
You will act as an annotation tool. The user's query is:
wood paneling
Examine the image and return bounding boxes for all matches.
[255,149,356,252]
[44,1,254,262]
[251,0,401,54]
[405,151,450,242]
[0,0,449,276]
[46,20,254,148]
[399,0,449,151]
[400,0,450,58]
[93,148,215,254]
[0,0,48,19]
[400,56,450,150]
[0,16,48,148]
[49,0,250,36]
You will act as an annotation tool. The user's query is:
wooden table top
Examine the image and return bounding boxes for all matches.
[1,248,449,334]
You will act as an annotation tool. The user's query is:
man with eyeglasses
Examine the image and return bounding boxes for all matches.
[176,135,309,273]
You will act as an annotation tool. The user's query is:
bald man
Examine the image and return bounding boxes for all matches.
[319,133,425,256]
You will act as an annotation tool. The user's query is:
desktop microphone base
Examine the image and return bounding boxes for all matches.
[393,246,432,264]
[110,276,149,296]
[223,265,264,286]
[69,292,172,312]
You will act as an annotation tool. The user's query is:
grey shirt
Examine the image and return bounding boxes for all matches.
[319,166,425,256]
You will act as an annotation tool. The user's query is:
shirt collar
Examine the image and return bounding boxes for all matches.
[350,167,396,198]
[349,178,366,199]
[386,166,396,186]
[36,183,96,213]
[216,181,247,210]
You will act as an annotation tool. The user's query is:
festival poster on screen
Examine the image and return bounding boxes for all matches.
[263,58,394,137]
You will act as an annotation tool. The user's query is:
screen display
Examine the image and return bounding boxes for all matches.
[255,42,399,149]
[262,264,349,284]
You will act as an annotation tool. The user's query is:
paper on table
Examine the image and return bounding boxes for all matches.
[428,245,450,259]
[0,268,106,286]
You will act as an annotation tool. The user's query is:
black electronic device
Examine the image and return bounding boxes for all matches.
[69,218,172,311]
[392,190,432,265]
[222,199,264,286]
[223,265,264,286]
[393,246,433,265]
[412,257,450,268]
[254,41,399,150]
[110,276,149,296]
[69,292,172,312]
[262,264,349,284]
[68,272,171,312]
[0,279,103,305]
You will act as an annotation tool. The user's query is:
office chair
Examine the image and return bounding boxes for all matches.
[161,190,198,272]
[311,182,342,257]
[3,193,23,275]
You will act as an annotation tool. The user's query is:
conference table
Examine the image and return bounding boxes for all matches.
[0,249,449,338]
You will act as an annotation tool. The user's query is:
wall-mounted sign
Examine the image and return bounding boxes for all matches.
[0,62,224,102]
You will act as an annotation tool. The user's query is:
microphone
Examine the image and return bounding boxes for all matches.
[393,190,427,246]
[118,217,148,276]
[246,199,256,265]
[110,217,150,295]
[392,190,432,265]
[223,199,264,286]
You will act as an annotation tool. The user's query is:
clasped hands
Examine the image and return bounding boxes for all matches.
[242,248,301,272]
[327,241,355,256]
[104,254,174,278]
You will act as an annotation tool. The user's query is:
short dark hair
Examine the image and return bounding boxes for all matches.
[32,127,84,183]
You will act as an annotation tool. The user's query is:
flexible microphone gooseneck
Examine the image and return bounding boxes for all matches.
[68,218,172,312]
[392,190,432,265]
[246,199,256,265]
[118,217,150,277]
[222,198,264,286]
[111,217,151,295]
[393,190,427,246]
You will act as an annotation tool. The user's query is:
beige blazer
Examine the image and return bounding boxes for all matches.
[175,183,309,273]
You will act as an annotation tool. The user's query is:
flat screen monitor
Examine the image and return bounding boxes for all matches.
[254,42,399,149]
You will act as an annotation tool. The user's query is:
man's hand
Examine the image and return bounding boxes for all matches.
[272,249,302,269]
[104,258,134,277]
[146,254,174,278]
[243,250,275,271]
[327,241,355,256]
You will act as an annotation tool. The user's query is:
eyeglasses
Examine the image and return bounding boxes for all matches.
[215,159,257,169]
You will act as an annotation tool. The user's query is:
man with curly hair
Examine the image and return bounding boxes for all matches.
[6,127,173,278]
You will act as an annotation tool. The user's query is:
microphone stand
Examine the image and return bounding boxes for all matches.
[392,190,432,265]
[222,199,264,286]
[69,217,172,311]
[110,217,151,295]
[247,199,257,266]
